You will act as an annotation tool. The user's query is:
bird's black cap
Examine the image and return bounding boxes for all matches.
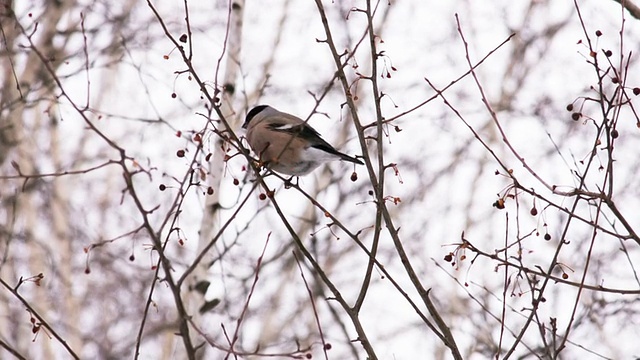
[242,105,269,129]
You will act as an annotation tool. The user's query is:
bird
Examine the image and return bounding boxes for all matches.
[242,105,363,176]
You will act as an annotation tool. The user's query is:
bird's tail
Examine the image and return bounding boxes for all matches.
[339,152,364,165]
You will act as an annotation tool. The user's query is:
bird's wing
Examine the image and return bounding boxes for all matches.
[265,114,362,164]
[266,121,328,147]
